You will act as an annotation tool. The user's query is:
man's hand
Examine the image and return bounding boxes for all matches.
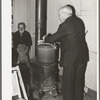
[43,33,52,40]
[58,66,63,76]
[42,35,47,41]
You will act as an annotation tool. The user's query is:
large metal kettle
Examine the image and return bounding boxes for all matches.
[37,42,56,63]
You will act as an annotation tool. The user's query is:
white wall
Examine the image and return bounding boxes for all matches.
[25,0,35,59]
[80,11,97,91]
[12,0,26,32]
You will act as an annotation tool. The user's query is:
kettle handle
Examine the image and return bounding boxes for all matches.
[40,42,56,49]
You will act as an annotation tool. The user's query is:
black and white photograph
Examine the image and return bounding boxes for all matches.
[2,0,99,100]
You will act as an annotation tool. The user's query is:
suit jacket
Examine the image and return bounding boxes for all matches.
[45,15,89,67]
[13,31,32,49]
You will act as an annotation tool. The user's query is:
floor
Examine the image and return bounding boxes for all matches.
[30,88,96,100]
[41,93,96,100]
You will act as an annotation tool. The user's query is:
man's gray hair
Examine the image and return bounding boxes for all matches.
[58,5,76,16]
[18,22,26,28]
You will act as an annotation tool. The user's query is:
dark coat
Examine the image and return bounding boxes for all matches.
[45,16,89,67]
[13,30,32,49]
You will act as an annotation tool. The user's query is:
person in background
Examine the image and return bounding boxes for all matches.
[13,22,32,56]
[45,5,89,100]
[13,22,32,66]
[13,22,32,98]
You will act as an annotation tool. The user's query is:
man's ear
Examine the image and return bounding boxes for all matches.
[24,25,26,29]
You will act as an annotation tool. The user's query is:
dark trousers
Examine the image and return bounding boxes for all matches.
[62,62,87,100]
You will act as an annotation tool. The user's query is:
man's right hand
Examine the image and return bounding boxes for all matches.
[58,66,63,76]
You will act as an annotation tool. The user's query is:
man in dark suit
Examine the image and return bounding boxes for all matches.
[45,5,89,100]
[13,22,32,51]
[13,22,32,65]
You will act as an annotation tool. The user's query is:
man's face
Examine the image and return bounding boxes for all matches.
[18,24,25,34]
